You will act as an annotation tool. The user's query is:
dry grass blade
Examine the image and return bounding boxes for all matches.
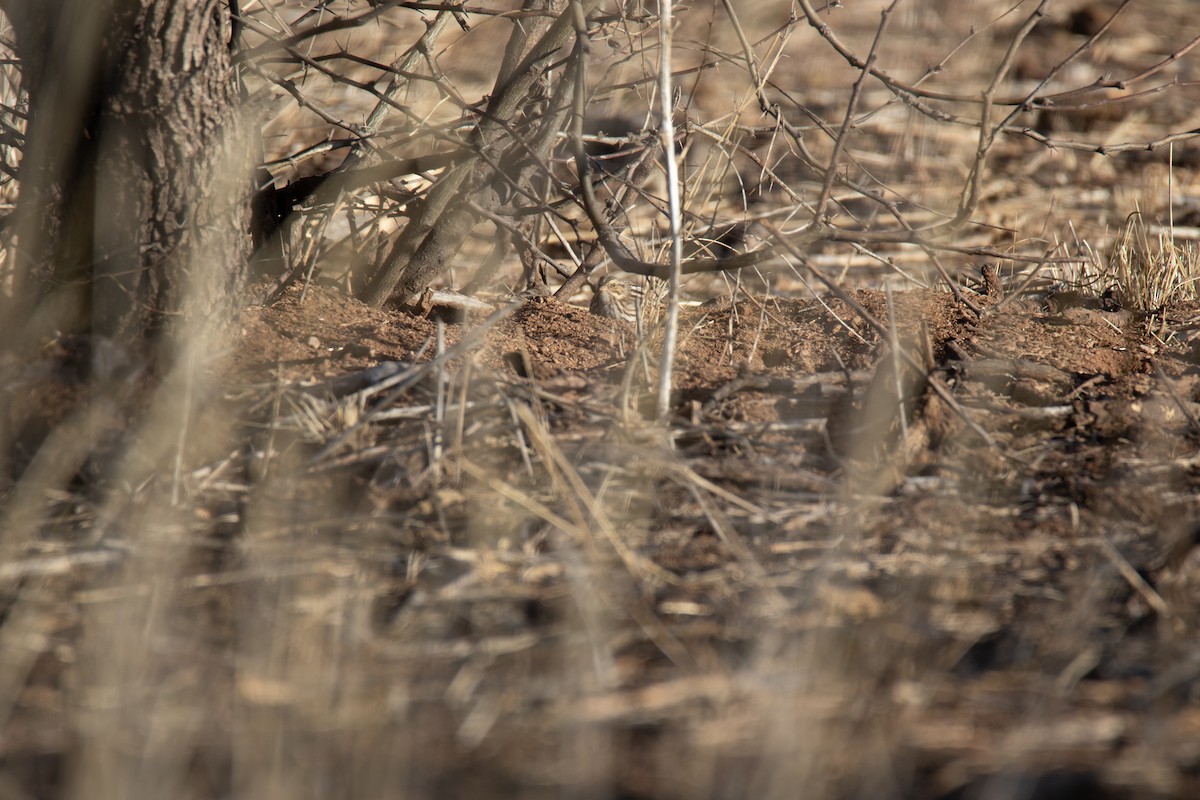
[1105,211,1200,312]
[1154,365,1200,436]
[510,404,678,588]
[307,298,523,464]
[1095,539,1171,620]
[682,481,789,613]
[458,416,697,673]
[667,462,778,522]
[456,459,595,550]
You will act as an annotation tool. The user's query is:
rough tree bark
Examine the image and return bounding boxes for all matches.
[1,0,252,364]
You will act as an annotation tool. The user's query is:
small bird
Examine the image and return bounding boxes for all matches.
[589,275,667,326]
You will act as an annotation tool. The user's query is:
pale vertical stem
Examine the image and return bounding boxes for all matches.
[655,0,683,423]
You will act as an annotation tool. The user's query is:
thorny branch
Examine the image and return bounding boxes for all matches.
[3,0,1198,313]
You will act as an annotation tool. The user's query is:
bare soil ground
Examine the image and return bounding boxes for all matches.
[209,263,1200,799]
[12,269,1186,799]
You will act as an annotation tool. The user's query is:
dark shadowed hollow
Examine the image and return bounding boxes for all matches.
[1,1,1199,798]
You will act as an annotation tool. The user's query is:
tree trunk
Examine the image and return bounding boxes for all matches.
[1,0,252,363]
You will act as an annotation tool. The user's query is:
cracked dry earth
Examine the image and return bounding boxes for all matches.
[217,279,1200,799]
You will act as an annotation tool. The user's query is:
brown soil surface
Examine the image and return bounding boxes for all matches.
[200,279,1200,798]
[6,269,1200,800]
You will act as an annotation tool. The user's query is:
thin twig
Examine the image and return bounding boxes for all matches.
[813,1,898,224]
[1096,538,1171,619]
